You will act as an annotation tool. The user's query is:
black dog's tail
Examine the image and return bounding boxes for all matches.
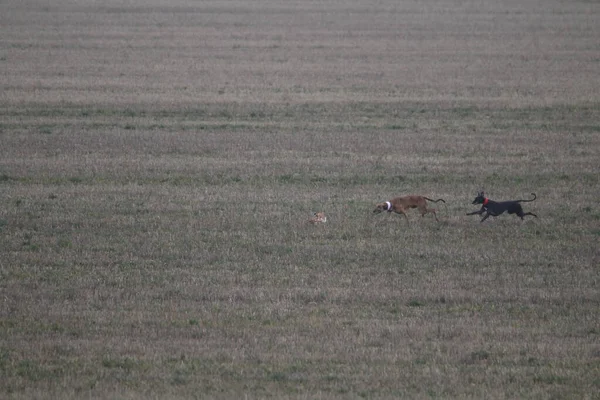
[517,193,537,203]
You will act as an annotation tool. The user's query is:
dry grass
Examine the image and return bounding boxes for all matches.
[1,0,599,399]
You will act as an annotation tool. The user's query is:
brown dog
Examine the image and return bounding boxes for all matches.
[373,195,445,223]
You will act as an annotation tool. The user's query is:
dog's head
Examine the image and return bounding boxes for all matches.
[373,201,391,213]
[471,191,486,204]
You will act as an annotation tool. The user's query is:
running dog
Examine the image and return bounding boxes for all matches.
[373,195,446,223]
[467,191,537,222]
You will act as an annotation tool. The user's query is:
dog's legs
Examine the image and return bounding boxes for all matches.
[480,212,491,223]
[394,210,409,224]
[515,208,538,219]
[422,208,439,222]
[402,212,410,224]
[519,212,538,219]
[418,203,439,222]
[467,207,485,216]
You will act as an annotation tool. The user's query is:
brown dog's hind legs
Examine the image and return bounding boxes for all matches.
[430,208,439,222]
[421,208,438,222]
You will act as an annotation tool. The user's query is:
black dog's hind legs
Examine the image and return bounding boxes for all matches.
[518,211,537,220]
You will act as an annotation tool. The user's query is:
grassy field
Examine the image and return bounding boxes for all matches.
[1,0,599,398]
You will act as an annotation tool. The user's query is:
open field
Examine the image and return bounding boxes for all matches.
[1,0,599,398]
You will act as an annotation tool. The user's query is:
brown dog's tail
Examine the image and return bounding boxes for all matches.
[517,193,536,203]
[423,197,446,203]
[424,197,448,219]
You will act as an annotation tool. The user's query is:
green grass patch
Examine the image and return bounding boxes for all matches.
[0,2,598,399]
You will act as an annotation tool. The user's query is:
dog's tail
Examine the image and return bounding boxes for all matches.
[517,193,536,203]
[423,197,446,204]
[424,197,448,219]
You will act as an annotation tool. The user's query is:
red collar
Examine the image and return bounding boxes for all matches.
[483,198,489,206]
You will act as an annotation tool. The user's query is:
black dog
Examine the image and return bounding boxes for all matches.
[467,192,537,222]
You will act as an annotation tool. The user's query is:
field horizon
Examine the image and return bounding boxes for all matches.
[1,0,599,399]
